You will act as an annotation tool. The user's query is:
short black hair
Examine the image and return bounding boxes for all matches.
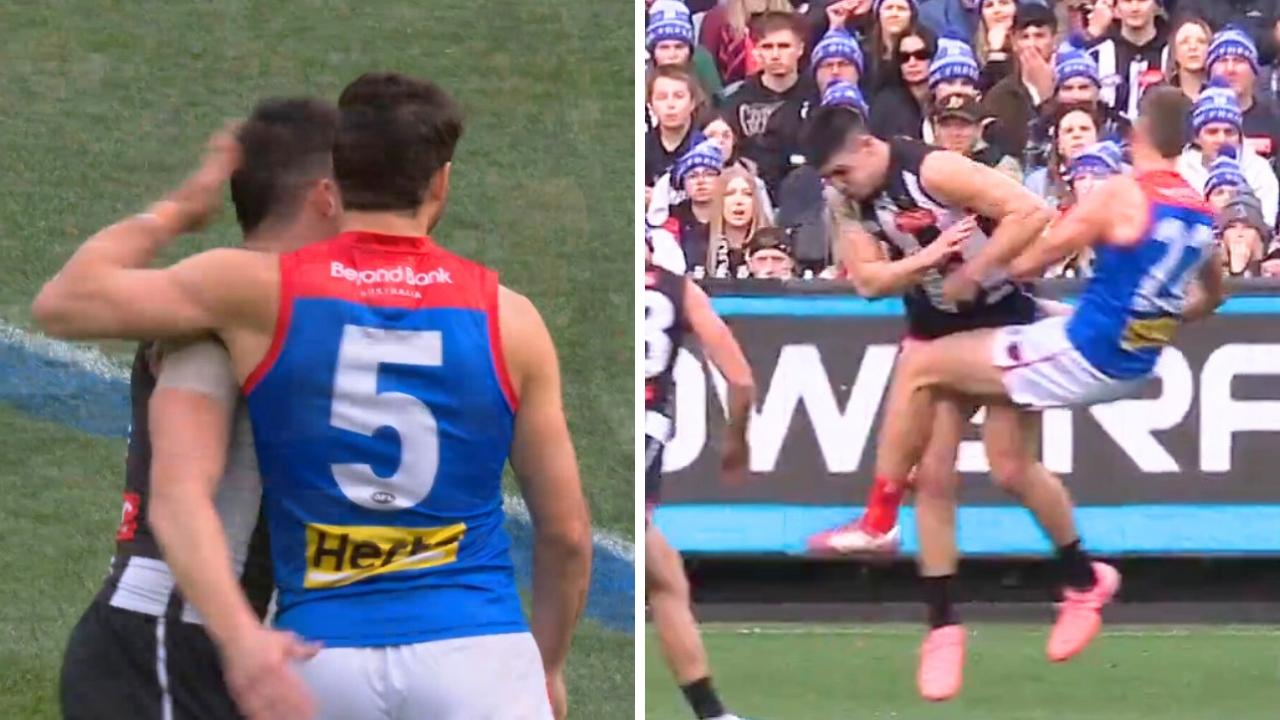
[230,97,338,235]
[802,104,869,170]
[334,72,464,212]
[1139,85,1193,159]
[1014,3,1057,32]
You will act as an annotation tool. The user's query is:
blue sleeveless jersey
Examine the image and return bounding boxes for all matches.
[1066,171,1216,380]
[243,231,524,647]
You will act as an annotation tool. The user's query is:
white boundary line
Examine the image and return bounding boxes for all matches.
[1,322,635,562]
[0,322,130,380]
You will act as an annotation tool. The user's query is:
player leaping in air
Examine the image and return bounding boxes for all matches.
[865,86,1226,694]
[644,233,756,720]
[800,99,1123,700]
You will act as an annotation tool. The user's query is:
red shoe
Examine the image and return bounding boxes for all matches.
[918,624,966,702]
[1047,562,1121,662]
[805,518,901,555]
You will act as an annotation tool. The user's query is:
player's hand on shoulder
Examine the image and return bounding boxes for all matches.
[221,626,321,720]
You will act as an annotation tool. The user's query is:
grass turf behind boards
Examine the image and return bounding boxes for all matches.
[0,1,634,716]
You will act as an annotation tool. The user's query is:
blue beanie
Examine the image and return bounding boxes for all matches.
[811,28,865,79]
[1207,26,1259,75]
[929,37,980,89]
[1206,145,1247,198]
[1193,76,1244,135]
[674,137,724,188]
[646,0,695,52]
[1055,35,1100,89]
[821,79,870,117]
[1069,140,1124,179]
[873,0,918,16]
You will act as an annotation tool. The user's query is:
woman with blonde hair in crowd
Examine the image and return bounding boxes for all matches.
[1165,17,1212,101]
[646,109,775,228]
[705,165,775,278]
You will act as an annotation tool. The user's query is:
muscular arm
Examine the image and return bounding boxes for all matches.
[920,149,1054,281]
[31,220,259,340]
[837,224,950,297]
[31,126,266,342]
[146,340,261,654]
[685,279,754,442]
[503,287,592,677]
[1007,176,1142,280]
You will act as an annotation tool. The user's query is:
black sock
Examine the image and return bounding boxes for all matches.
[680,676,727,719]
[1056,539,1095,591]
[923,574,958,629]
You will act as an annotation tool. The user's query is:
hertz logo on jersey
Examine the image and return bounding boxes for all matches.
[304,522,466,589]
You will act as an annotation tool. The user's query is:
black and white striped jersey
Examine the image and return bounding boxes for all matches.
[858,137,1034,339]
[93,342,273,624]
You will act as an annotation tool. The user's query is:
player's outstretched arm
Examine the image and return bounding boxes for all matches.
[684,279,755,480]
[919,150,1054,288]
[1007,176,1136,280]
[1183,245,1228,322]
[31,127,258,340]
[147,340,318,720]
[502,287,591,718]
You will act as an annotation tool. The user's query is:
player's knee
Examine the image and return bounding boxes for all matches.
[988,450,1035,496]
[914,463,958,502]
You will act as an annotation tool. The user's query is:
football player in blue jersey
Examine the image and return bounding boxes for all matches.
[34,72,593,720]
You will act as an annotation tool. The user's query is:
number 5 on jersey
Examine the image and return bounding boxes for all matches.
[331,325,441,511]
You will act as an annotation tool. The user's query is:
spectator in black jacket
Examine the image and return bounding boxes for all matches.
[757,27,867,192]
[1207,26,1280,168]
[870,25,939,139]
[1088,0,1171,119]
[724,11,817,191]
[981,3,1058,162]
[1176,0,1280,67]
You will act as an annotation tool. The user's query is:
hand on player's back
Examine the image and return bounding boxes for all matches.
[221,626,321,720]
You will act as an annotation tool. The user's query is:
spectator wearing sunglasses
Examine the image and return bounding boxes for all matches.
[870,25,939,139]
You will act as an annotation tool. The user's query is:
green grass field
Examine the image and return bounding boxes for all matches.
[0,1,634,717]
[646,623,1280,719]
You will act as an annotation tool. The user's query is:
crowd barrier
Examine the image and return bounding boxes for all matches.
[653,278,1280,557]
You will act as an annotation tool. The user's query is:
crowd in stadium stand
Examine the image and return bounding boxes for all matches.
[643,0,1280,280]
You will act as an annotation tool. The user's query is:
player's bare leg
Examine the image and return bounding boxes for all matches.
[808,339,940,555]
[983,405,1120,662]
[873,328,1008,486]
[912,396,969,701]
[647,525,742,720]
